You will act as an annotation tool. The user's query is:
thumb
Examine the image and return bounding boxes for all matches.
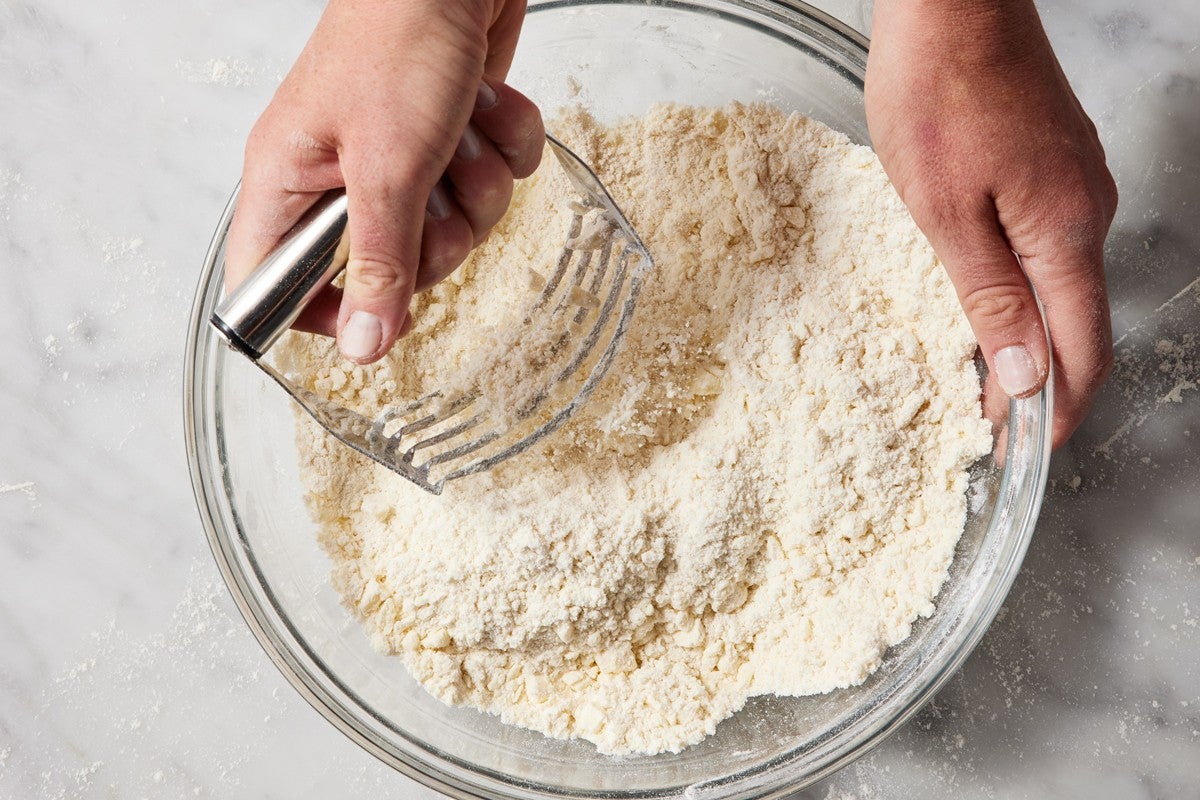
[335,171,430,364]
[938,224,1049,400]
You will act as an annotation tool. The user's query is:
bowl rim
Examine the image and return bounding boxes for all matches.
[183,2,1052,797]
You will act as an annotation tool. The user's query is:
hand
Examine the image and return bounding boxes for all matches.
[866,0,1118,447]
[224,0,543,364]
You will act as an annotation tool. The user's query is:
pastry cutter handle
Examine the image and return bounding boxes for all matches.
[211,190,349,360]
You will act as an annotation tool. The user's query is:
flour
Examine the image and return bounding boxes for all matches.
[175,57,271,88]
[276,102,991,755]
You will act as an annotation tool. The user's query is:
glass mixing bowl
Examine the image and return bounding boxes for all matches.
[184,2,1052,797]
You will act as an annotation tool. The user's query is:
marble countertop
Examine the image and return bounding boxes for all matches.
[1,0,1196,797]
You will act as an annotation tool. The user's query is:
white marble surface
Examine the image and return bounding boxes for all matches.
[0,1,1197,798]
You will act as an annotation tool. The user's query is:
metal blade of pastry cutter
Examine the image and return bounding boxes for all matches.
[210,134,652,495]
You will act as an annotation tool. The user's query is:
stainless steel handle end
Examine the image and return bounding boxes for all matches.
[211,191,350,359]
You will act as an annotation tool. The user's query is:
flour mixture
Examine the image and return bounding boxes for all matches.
[274,102,992,755]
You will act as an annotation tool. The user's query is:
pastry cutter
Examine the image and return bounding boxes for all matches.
[211,135,652,495]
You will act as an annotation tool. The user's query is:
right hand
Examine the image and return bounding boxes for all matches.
[224,0,544,364]
[866,0,1118,447]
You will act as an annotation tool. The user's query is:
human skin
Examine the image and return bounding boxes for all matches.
[223,0,543,364]
[867,0,1118,446]
[226,0,1116,448]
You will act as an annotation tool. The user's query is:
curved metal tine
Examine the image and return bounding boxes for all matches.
[498,243,634,421]
[422,428,503,471]
[587,233,619,295]
[367,408,399,448]
[437,248,648,487]
[491,242,593,397]
[498,243,604,423]
[530,212,583,314]
[392,392,478,440]
[407,411,486,457]
[417,268,617,470]
[573,233,617,325]
[402,232,620,471]
[553,245,593,316]
[552,244,633,385]
[371,407,438,450]
[399,390,445,415]
[532,226,616,358]
[378,424,415,464]
[367,390,452,450]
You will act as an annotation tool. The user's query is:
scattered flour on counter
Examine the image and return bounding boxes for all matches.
[276,102,991,755]
[175,57,277,88]
[0,561,402,800]
[101,236,144,264]
[0,480,38,507]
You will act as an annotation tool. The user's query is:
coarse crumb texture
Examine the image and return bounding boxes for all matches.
[274,102,992,756]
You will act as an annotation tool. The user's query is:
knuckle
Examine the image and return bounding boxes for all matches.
[416,232,471,292]
[367,159,433,201]
[422,248,469,288]
[1100,170,1119,217]
[1038,167,1118,241]
[481,174,514,209]
[509,142,544,179]
[244,119,274,156]
[1060,191,1108,228]
[346,256,409,297]
[1028,192,1109,258]
[460,176,513,222]
[960,284,1032,332]
[344,135,438,194]
[904,182,983,240]
[432,0,490,43]
[499,120,546,177]
[511,151,542,180]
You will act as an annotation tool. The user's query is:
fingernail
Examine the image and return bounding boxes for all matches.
[994,345,1040,397]
[426,183,452,220]
[455,123,483,161]
[340,310,382,362]
[475,80,498,111]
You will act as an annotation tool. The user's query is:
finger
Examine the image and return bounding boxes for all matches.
[224,183,318,292]
[292,285,343,338]
[336,156,427,364]
[924,201,1050,405]
[414,181,475,292]
[445,122,515,245]
[224,123,342,291]
[471,79,544,179]
[1021,243,1113,448]
[980,370,1009,439]
[482,1,528,78]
